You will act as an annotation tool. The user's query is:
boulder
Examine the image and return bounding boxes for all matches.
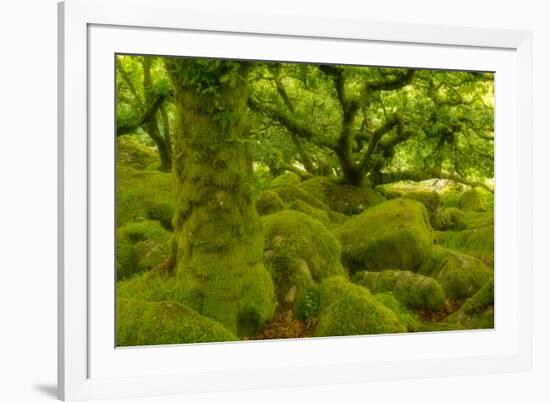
[335,199,434,274]
[314,277,406,337]
[262,211,346,314]
[116,298,238,346]
[353,270,446,311]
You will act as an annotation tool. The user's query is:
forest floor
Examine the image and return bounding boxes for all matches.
[115,137,495,346]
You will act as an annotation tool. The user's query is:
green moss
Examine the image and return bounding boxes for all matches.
[335,199,434,274]
[440,183,466,208]
[445,277,494,329]
[462,211,494,229]
[116,297,238,346]
[314,277,406,337]
[459,188,489,212]
[432,207,467,231]
[274,184,330,211]
[376,186,403,200]
[374,292,419,332]
[288,199,330,226]
[116,220,171,281]
[116,165,175,229]
[300,176,385,216]
[402,190,441,214]
[116,135,159,170]
[267,172,302,189]
[437,225,494,267]
[262,210,346,314]
[256,190,285,216]
[416,321,463,332]
[353,270,446,311]
[429,249,492,300]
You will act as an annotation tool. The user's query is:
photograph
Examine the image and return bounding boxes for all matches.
[115,54,495,347]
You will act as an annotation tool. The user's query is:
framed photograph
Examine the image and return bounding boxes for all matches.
[58,0,533,400]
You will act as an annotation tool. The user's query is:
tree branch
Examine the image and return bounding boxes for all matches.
[116,94,166,136]
[376,169,493,193]
[360,113,404,173]
[366,69,415,92]
[247,96,336,151]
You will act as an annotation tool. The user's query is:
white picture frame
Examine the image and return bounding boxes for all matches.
[58,0,533,400]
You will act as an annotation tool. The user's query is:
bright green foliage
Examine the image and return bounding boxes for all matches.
[116,55,174,172]
[295,287,321,321]
[335,199,434,273]
[374,292,420,332]
[299,176,385,215]
[445,277,494,329]
[315,277,406,337]
[116,220,171,280]
[116,298,237,346]
[116,165,175,229]
[262,210,346,313]
[256,190,285,216]
[165,58,276,337]
[353,270,446,311]
[459,188,489,211]
[431,249,492,300]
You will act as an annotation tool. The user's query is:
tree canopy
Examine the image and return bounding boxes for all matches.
[116,55,494,190]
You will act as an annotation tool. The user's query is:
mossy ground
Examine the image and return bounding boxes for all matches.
[117,141,495,344]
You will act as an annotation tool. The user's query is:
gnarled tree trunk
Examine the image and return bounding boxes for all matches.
[165,59,275,336]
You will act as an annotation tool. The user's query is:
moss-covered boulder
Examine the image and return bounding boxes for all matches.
[256,190,285,216]
[118,260,275,338]
[445,277,494,329]
[116,166,175,229]
[299,176,385,216]
[432,207,467,231]
[262,211,346,314]
[402,190,441,214]
[459,188,489,212]
[437,225,494,266]
[420,248,493,300]
[116,298,238,346]
[116,136,159,170]
[267,172,302,189]
[462,210,494,229]
[374,292,419,332]
[335,199,434,274]
[116,220,172,281]
[274,184,330,211]
[314,277,406,337]
[288,199,330,226]
[353,270,446,311]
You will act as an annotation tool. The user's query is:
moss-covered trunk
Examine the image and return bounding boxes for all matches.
[165,59,275,336]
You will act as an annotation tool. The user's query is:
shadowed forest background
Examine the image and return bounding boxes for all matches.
[115,54,494,346]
